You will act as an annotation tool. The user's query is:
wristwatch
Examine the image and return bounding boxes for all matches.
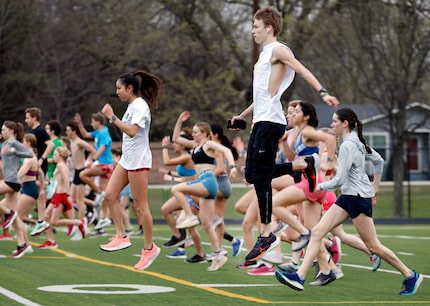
[109,115,117,123]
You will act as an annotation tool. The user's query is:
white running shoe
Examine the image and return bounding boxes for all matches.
[94,217,112,230]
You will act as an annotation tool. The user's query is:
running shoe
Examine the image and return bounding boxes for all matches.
[275,270,305,291]
[100,235,131,252]
[399,270,423,296]
[237,260,259,269]
[185,254,207,263]
[262,249,283,264]
[309,270,337,286]
[304,153,320,192]
[66,225,75,236]
[207,254,228,271]
[86,212,97,225]
[292,230,311,252]
[278,261,300,273]
[70,229,83,241]
[94,229,107,236]
[94,217,112,230]
[334,266,344,279]
[247,263,275,276]
[31,220,50,236]
[273,220,289,234]
[134,243,161,270]
[163,234,186,248]
[313,260,321,279]
[176,215,200,229]
[245,232,280,261]
[232,237,244,257]
[12,244,33,258]
[38,240,58,249]
[212,215,223,228]
[369,254,381,271]
[166,248,187,259]
[0,233,12,240]
[328,236,342,264]
[206,248,227,261]
[3,210,17,229]
[93,191,105,208]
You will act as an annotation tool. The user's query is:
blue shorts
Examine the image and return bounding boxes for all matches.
[217,174,232,199]
[186,170,218,200]
[120,184,134,200]
[335,194,373,219]
[21,181,39,199]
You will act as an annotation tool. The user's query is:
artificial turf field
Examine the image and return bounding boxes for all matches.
[0,223,429,305]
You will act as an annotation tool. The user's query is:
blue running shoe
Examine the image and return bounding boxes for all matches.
[400,270,423,296]
[275,270,305,291]
[166,248,186,259]
[232,238,244,257]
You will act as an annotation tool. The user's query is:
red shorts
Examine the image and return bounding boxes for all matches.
[322,191,337,211]
[50,192,73,211]
[97,164,114,179]
[128,168,149,172]
[296,171,327,204]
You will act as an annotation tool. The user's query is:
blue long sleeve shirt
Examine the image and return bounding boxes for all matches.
[319,131,384,198]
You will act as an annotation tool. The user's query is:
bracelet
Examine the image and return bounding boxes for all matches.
[327,157,334,162]
[229,165,237,170]
[162,146,168,149]
[168,170,171,175]
[318,87,328,94]
[320,93,329,98]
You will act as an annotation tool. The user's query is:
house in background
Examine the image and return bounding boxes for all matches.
[314,102,430,181]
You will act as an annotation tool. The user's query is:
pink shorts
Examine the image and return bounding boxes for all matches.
[322,191,337,211]
[296,171,327,204]
[50,192,73,211]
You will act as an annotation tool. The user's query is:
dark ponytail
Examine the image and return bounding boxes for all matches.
[117,70,162,111]
[335,108,371,153]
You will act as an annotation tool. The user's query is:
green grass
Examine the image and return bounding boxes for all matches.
[0,224,429,305]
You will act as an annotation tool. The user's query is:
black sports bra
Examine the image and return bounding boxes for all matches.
[191,144,215,165]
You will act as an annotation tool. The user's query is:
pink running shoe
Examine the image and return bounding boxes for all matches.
[38,240,58,249]
[3,210,17,229]
[100,235,131,252]
[13,244,33,258]
[247,263,275,276]
[134,243,160,270]
[328,236,342,264]
[0,233,13,240]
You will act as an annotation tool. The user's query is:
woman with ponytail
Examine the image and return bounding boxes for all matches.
[276,108,423,296]
[100,70,162,271]
[0,121,34,257]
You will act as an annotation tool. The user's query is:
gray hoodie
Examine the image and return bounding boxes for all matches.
[320,131,384,198]
[0,140,34,184]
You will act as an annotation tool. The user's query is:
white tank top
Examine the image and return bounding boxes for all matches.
[252,41,295,125]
